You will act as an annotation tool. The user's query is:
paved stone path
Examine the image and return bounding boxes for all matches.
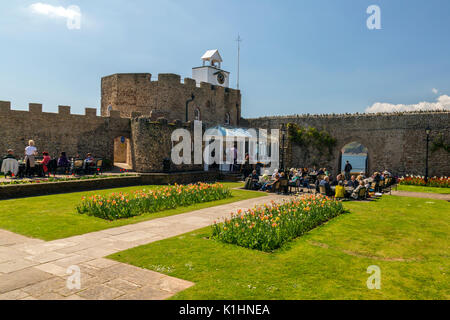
[0,193,288,300]
[391,190,450,201]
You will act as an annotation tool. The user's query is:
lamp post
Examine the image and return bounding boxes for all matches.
[425,126,431,184]
[281,125,287,172]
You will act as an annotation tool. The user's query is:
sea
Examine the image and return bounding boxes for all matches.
[341,154,367,173]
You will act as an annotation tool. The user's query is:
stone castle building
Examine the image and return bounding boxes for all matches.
[0,50,449,176]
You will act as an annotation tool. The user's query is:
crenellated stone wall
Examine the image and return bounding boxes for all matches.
[245,111,450,177]
[0,101,130,162]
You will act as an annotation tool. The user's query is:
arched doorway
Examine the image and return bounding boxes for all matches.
[340,142,369,175]
[114,136,132,170]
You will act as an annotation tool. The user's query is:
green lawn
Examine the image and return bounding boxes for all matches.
[0,182,266,241]
[397,185,450,194]
[110,196,450,300]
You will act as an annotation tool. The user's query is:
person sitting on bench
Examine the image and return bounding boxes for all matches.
[319,176,333,197]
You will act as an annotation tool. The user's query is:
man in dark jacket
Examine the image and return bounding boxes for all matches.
[3,149,15,160]
[344,161,353,180]
[1,149,16,170]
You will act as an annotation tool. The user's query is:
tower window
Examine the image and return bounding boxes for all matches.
[225,112,231,125]
[194,108,201,121]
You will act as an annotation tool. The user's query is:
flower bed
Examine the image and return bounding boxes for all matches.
[212,194,345,252]
[399,175,449,188]
[0,174,137,186]
[76,183,232,220]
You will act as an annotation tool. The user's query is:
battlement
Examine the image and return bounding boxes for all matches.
[102,72,240,94]
[246,109,450,121]
[0,100,130,120]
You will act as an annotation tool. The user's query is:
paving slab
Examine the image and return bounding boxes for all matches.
[34,263,69,277]
[115,285,174,300]
[36,292,66,300]
[25,251,68,264]
[0,247,28,263]
[64,294,86,300]
[52,254,95,268]
[0,289,30,300]
[83,258,120,269]
[73,247,118,259]
[104,278,141,292]
[108,230,159,242]
[0,267,54,294]
[0,258,40,274]
[22,277,67,297]
[77,284,124,300]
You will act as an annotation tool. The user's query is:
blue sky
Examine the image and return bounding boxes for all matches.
[0,0,449,117]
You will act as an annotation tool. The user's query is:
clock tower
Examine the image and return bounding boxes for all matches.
[192,49,230,88]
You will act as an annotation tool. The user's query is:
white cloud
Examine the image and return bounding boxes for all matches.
[30,3,80,19]
[366,95,450,113]
[432,88,438,94]
[29,3,81,29]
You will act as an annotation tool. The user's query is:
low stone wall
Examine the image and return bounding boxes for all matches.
[0,172,222,200]
[140,171,221,185]
[0,176,142,200]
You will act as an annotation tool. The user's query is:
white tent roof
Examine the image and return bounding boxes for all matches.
[204,126,278,141]
[201,49,223,63]
[204,126,253,139]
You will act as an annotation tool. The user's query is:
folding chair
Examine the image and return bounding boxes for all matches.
[294,179,303,193]
[358,187,367,200]
[304,180,314,194]
[72,160,84,175]
[279,179,289,194]
[45,159,57,177]
[87,159,103,175]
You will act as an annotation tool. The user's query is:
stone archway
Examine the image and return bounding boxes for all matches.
[114,136,132,169]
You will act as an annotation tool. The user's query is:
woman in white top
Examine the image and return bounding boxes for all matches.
[24,140,38,177]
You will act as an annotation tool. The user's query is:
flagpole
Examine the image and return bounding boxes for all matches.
[236,35,242,90]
